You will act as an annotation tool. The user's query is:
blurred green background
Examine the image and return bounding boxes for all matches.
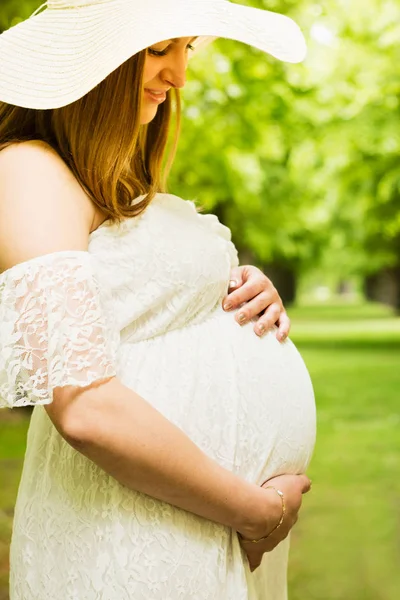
[0,1,399,599]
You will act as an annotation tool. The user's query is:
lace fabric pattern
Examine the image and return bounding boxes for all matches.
[0,251,119,408]
[87,194,239,343]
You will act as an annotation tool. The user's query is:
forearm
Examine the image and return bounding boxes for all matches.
[62,377,264,533]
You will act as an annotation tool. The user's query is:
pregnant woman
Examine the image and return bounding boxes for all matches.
[0,1,316,598]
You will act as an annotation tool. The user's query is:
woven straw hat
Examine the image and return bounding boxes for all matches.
[0,0,307,110]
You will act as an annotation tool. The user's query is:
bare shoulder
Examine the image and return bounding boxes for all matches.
[0,140,82,188]
[0,138,62,164]
[0,141,96,273]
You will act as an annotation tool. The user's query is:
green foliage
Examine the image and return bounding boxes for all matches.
[0,0,40,33]
[171,0,400,281]
[295,0,400,276]
[1,0,399,287]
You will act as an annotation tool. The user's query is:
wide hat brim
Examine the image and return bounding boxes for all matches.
[0,0,307,110]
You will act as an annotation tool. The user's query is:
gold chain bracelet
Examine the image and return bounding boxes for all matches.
[238,485,286,544]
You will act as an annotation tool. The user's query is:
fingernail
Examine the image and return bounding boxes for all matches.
[229,279,238,288]
[224,302,232,311]
[257,325,265,335]
[278,332,287,341]
[238,312,246,324]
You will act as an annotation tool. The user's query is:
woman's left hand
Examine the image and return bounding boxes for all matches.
[222,265,290,342]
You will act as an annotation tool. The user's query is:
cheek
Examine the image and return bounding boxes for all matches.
[143,56,161,87]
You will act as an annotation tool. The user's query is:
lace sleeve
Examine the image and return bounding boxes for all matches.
[197,212,240,268]
[0,251,120,409]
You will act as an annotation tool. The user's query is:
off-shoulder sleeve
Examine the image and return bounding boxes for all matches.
[0,251,120,409]
[197,212,240,268]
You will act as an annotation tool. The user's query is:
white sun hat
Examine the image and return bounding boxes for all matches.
[0,0,307,110]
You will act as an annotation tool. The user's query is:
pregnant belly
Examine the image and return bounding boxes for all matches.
[118,306,316,484]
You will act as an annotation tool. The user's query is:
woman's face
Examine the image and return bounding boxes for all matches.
[141,36,197,125]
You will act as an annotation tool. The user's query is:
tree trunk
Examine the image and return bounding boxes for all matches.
[261,263,297,306]
[237,250,298,306]
[364,266,400,312]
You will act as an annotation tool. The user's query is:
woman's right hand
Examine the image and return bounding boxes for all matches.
[237,474,311,571]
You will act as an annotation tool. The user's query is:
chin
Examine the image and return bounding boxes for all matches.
[140,107,158,125]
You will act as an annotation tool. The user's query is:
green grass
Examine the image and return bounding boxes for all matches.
[0,413,30,600]
[0,301,399,599]
[288,302,400,600]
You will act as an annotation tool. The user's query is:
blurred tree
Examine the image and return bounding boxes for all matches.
[0,0,40,33]
[303,0,400,309]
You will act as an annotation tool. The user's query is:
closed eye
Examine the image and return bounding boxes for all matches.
[147,44,195,57]
[147,48,169,57]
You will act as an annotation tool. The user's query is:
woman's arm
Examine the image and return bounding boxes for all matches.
[52,376,289,538]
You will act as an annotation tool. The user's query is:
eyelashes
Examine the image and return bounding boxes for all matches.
[147,48,168,57]
[147,44,195,57]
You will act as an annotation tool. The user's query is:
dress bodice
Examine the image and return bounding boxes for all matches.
[88,193,239,343]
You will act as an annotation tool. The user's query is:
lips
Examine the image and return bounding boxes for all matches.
[145,89,167,103]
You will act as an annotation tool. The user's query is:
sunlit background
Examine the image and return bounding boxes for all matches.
[1,1,399,599]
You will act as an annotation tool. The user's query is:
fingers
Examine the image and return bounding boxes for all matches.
[243,548,263,573]
[298,474,312,494]
[252,302,281,337]
[276,311,291,342]
[249,559,262,573]
[230,293,280,329]
[248,552,263,572]
[266,473,311,492]
[224,267,291,340]
[228,267,244,291]
[223,293,284,338]
[223,279,266,312]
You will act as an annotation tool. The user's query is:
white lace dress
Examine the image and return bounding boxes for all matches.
[0,193,316,600]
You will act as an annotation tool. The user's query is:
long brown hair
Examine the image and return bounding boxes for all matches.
[0,51,181,224]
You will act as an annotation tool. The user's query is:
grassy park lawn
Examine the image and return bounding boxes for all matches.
[0,301,399,599]
[288,302,400,600]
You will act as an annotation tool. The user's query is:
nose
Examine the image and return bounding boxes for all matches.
[162,52,187,89]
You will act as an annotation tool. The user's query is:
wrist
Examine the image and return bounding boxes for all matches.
[236,484,284,540]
